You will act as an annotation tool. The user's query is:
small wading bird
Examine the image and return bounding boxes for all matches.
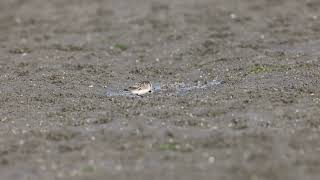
[124,81,152,96]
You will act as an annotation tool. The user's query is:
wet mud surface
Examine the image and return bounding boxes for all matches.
[1,0,320,179]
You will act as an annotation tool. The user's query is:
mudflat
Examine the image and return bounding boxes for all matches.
[1,0,320,179]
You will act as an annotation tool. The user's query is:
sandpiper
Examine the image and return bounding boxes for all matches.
[124,81,152,95]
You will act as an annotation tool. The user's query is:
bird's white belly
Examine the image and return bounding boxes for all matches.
[131,88,151,95]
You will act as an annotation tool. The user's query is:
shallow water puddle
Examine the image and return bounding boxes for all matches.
[269,39,320,57]
[105,80,224,97]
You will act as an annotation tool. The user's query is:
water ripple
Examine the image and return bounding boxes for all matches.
[105,80,224,97]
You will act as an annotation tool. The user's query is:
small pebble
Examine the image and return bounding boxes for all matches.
[208,156,215,164]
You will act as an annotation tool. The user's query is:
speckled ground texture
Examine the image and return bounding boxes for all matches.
[1,0,320,179]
